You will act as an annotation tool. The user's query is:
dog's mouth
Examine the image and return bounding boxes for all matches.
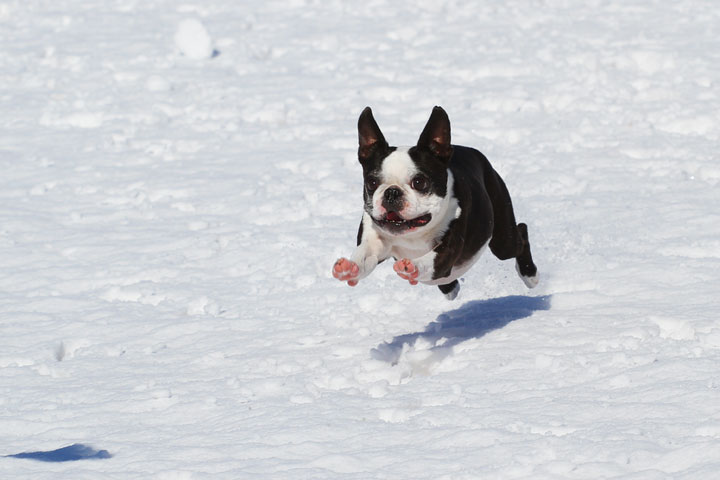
[374,211,432,232]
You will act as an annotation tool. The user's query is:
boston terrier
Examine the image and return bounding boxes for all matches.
[332,107,538,300]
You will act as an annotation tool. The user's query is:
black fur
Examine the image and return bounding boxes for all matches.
[428,145,534,287]
[437,280,459,295]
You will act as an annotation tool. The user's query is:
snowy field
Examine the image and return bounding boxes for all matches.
[2,0,720,478]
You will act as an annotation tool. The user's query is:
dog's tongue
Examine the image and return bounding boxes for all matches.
[386,211,403,222]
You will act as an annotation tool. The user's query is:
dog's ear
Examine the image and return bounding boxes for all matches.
[417,106,452,163]
[358,107,388,162]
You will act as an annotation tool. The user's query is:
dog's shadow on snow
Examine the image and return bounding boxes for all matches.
[372,295,551,366]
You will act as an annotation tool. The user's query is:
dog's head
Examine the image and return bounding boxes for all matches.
[357,106,454,236]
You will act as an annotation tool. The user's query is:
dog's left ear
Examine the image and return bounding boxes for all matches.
[417,106,453,163]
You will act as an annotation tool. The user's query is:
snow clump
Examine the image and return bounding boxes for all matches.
[174,18,214,60]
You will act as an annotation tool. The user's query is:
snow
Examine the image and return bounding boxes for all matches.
[1,0,720,478]
[174,19,215,60]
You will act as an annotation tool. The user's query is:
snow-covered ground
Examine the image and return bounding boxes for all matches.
[2,0,720,478]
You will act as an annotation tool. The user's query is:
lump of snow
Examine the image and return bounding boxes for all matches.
[651,316,696,341]
[174,19,215,60]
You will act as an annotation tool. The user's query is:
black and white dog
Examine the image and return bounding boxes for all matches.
[332,107,538,300]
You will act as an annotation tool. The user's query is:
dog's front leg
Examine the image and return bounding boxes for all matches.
[394,223,466,286]
[392,251,438,285]
[333,214,390,286]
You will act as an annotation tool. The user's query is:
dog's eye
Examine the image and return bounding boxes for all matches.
[411,175,430,193]
[366,177,379,192]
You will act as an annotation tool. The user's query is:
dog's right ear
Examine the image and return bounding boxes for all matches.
[358,107,388,162]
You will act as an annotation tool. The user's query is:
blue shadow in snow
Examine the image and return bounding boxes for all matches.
[372,295,552,365]
[7,444,112,462]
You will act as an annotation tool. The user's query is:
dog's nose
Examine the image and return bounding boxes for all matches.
[384,187,403,202]
[382,186,404,211]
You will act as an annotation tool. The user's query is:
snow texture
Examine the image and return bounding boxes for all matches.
[1,0,720,479]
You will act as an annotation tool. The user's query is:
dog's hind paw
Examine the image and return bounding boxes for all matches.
[438,280,460,300]
[516,262,539,288]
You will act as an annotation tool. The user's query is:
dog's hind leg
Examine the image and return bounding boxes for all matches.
[484,168,539,288]
[438,280,460,300]
[514,223,538,288]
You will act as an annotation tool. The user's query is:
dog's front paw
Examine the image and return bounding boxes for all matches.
[393,258,419,285]
[332,257,360,286]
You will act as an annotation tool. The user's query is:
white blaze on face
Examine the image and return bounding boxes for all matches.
[380,148,418,185]
[371,148,416,218]
[371,147,451,229]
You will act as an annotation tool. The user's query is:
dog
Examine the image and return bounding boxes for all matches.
[332,107,538,300]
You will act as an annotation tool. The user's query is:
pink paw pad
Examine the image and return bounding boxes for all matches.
[332,258,359,286]
[393,258,419,285]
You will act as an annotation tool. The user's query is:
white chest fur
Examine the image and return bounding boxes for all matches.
[376,168,483,285]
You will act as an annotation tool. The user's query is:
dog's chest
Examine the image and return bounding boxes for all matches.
[386,232,438,261]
